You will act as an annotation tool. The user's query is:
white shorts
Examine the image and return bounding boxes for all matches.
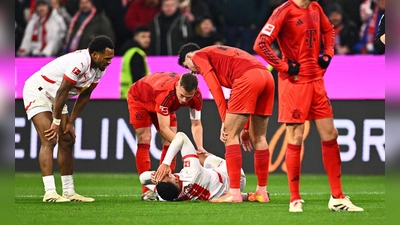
[23,74,68,120]
[204,155,247,191]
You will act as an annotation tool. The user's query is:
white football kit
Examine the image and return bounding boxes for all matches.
[140,132,246,200]
[23,49,105,119]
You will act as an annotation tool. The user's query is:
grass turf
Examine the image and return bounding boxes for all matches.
[15,173,385,225]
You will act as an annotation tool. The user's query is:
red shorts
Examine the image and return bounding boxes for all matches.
[227,68,274,116]
[127,97,177,130]
[278,78,333,123]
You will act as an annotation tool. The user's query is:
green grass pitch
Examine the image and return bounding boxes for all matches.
[15,173,384,225]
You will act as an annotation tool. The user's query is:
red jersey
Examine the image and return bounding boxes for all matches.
[254,0,334,82]
[128,72,202,116]
[193,45,267,89]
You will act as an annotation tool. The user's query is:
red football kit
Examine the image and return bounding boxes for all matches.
[192,45,274,122]
[127,72,202,129]
[254,0,335,123]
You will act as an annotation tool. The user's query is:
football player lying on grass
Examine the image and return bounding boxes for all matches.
[140,132,269,202]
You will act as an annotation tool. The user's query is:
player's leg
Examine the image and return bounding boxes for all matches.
[128,104,153,196]
[278,80,312,212]
[31,112,70,202]
[247,115,270,202]
[247,69,274,202]
[285,123,305,208]
[311,80,363,211]
[56,113,94,202]
[209,113,248,203]
[24,82,70,203]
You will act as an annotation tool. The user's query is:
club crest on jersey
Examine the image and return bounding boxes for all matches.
[312,13,318,22]
[184,161,190,167]
[292,109,301,119]
[72,67,81,75]
[262,24,275,36]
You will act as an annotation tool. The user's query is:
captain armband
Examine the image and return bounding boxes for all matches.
[189,109,201,120]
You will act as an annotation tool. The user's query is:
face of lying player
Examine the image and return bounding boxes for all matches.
[161,174,180,189]
[91,48,115,71]
[182,52,198,73]
[176,83,196,104]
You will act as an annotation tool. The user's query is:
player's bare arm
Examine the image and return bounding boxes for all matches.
[63,83,97,138]
[156,113,175,143]
[44,78,74,141]
[190,117,206,152]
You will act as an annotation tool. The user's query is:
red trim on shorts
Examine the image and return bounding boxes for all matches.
[182,154,199,160]
[41,75,56,84]
[25,100,36,111]
[63,74,77,85]
[213,169,223,183]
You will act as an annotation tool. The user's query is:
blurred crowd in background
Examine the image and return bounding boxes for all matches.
[15,0,385,57]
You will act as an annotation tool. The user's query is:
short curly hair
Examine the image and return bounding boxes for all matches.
[156,182,179,201]
[178,43,201,67]
[88,35,115,54]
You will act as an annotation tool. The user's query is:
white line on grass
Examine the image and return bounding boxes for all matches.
[16,191,385,198]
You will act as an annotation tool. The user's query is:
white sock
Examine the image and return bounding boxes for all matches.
[61,175,75,196]
[43,175,56,194]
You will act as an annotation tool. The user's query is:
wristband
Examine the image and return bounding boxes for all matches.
[52,118,61,125]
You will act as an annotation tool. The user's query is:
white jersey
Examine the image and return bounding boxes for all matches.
[174,153,230,200]
[25,49,105,100]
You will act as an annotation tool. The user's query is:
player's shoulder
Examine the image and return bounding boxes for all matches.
[270,1,293,20]
[68,49,91,70]
[310,2,324,13]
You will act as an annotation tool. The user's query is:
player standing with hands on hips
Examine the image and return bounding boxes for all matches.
[23,35,115,202]
[253,0,364,212]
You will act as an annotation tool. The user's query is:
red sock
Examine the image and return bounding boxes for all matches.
[225,145,242,189]
[322,140,344,198]
[161,145,177,173]
[136,143,150,193]
[254,149,270,186]
[286,144,302,202]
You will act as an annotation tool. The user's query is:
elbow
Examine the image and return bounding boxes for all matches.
[253,40,261,55]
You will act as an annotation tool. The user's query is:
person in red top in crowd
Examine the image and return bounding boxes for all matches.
[253,0,364,212]
[127,71,206,200]
[176,43,274,203]
[124,0,161,32]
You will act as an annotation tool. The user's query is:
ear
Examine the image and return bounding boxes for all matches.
[187,52,193,59]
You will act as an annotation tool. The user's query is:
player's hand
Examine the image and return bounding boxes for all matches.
[287,59,300,75]
[196,147,208,155]
[154,163,171,183]
[220,123,227,143]
[240,129,253,151]
[318,54,332,69]
[63,122,76,140]
[44,123,59,142]
[150,171,157,184]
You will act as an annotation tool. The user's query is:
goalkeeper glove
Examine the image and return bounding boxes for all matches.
[318,54,332,69]
[287,59,300,75]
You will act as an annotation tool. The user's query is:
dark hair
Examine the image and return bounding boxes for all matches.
[156,182,179,201]
[133,25,150,36]
[178,43,200,67]
[88,35,115,54]
[180,73,198,92]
